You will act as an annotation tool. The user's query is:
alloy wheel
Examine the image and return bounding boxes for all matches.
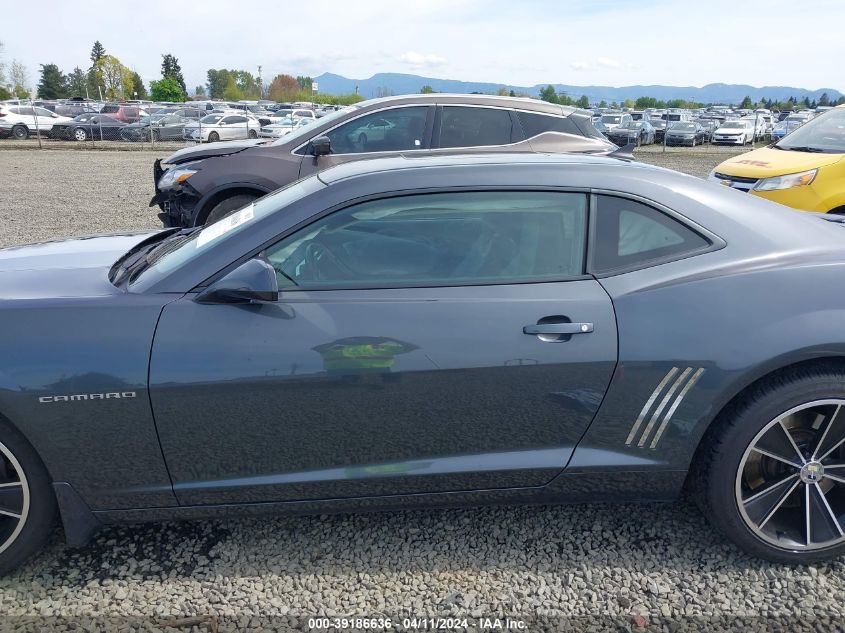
[0,439,30,555]
[737,399,845,551]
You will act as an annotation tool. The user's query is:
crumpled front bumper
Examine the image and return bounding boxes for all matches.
[149,159,198,228]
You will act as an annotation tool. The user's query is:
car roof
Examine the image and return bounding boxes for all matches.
[317,152,659,185]
[354,93,578,117]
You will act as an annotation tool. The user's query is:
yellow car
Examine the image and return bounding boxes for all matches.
[709,105,845,213]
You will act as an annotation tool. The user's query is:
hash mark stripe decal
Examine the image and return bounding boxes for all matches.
[649,367,706,449]
[625,367,679,446]
[637,367,693,447]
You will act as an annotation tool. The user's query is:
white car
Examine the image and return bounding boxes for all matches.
[258,117,314,139]
[712,120,755,145]
[269,108,315,122]
[0,105,72,140]
[182,114,262,143]
[740,115,769,140]
[600,112,632,131]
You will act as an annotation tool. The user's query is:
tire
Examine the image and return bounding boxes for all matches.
[691,138,697,147]
[693,366,845,563]
[0,418,57,574]
[73,128,88,142]
[248,129,258,139]
[208,131,220,143]
[202,194,258,226]
[11,126,28,141]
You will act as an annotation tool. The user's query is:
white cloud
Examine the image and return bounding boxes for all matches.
[597,57,622,68]
[570,61,591,71]
[398,51,447,68]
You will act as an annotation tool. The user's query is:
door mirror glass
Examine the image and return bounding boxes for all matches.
[196,258,279,304]
[310,136,332,156]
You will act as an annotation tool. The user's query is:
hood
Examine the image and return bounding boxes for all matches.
[0,232,158,300]
[163,139,267,165]
[715,146,845,178]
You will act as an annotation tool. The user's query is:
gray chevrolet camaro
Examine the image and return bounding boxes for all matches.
[2,153,845,572]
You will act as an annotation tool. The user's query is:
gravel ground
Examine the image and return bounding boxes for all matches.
[2,145,842,632]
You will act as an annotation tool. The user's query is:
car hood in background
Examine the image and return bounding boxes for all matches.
[163,139,267,165]
[715,146,845,178]
[0,232,158,299]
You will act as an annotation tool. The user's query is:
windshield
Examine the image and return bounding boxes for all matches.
[777,108,845,153]
[270,105,360,146]
[721,122,744,129]
[199,114,223,124]
[618,122,641,130]
[601,115,622,124]
[131,178,320,290]
[673,123,696,131]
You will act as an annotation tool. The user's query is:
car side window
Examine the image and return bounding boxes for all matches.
[264,191,587,290]
[438,106,514,149]
[517,112,580,138]
[324,106,429,154]
[591,195,709,274]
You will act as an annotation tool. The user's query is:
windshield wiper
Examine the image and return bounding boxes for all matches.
[778,145,827,153]
[111,228,200,287]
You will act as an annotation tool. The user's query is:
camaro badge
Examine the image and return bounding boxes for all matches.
[38,392,137,403]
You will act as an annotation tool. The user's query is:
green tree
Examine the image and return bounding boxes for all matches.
[598,100,608,108]
[194,85,206,97]
[93,55,127,100]
[37,63,66,99]
[206,69,230,99]
[509,90,516,97]
[150,77,185,102]
[420,85,434,94]
[558,94,573,106]
[819,93,830,107]
[739,95,754,109]
[296,75,313,91]
[65,67,87,97]
[623,98,635,109]
[161,53,186,95]
[575,95,590,108]
[0,41,6,90]
[539,85,558,103]
[127,71,148,99]
[837,96,845,106]
[222,75,243,101]
[90,41,106,64]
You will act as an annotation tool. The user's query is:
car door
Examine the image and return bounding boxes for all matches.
[149,190,618,506]
[298,106,434,178]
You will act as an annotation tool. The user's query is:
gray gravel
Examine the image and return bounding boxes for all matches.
[1,145,842,630]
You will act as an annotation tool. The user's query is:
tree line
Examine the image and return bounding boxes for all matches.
[1,41,364,105]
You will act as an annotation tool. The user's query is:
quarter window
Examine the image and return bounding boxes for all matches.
[324,107,429,154]
[438,107,514,149]
[591,195,709,274]
[264,191,587,290]
[517,112,579,138]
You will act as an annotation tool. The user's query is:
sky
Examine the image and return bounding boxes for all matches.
[2,0,843,94]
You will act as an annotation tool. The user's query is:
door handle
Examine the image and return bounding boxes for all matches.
[523,323,594,335]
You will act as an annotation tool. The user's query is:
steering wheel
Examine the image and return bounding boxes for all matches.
[304,241,354,281]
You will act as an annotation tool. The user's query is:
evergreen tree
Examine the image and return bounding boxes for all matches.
[128,71,148,100]
[66,67,87,97]
[90,41,106,64]
[539,85,558,104]
[37,63,66,99]
[161,54,186,94]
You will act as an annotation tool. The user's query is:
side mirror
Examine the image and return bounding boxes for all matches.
[195,258,279,304]
[309,135,332,156]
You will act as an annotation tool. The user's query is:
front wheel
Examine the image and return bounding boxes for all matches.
[11,126,28,140]
[73,128,88,142]
[0,420,57,574]
[201,193,258,226]
[207,131,219,143]
[248,129,258,139]
[694,367,845,563]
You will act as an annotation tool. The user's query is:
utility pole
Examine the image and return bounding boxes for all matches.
[257,65,263,99]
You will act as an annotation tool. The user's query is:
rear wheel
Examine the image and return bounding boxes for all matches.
[695,367,845,563]
[0,421,56,574]
[248,129,258,139]
[202,194,258,226]
[11,126,28,140]
[208,131,220,143]
[73,127,88,142]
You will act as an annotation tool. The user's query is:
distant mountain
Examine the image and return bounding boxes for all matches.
[313,72,842,105]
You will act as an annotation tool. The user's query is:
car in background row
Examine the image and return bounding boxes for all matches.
[151,93,615,228]
[605,120,655,146]
[712,120,755,145]
[50,114,127,141]
[259,117,314,139]
[120,114,193,142]
[0,105,72,139]
[99,104,145,123]
[182,114,263,143]
[665,122,708,147]
[600,112,633,132]
[710,105,845,213]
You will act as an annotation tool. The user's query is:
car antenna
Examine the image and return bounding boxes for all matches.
[608,143,636,161]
